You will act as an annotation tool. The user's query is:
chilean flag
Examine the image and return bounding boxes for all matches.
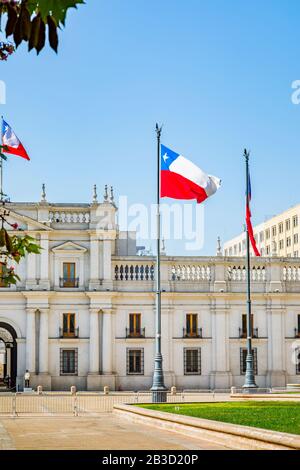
[161,145,220,203]
[246,172,260,256]
[2,120,30,161]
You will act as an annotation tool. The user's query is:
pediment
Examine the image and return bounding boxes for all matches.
[52,241,87,253]
[4,209,53,232]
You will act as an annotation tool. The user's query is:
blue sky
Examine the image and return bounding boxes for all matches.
[1,0,300,255]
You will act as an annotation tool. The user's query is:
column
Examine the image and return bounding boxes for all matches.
[26,249,37,289]
[39,309,49,374]
[102,309,113,374]
[89,237,100,289]
[26,309,36,373]
[210,301,231,389]
[40,234,50,289]
[102,240,112,289]
[89,308,100,374]
[267,300,286,387]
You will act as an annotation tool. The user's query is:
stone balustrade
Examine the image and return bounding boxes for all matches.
[49,211,90,224]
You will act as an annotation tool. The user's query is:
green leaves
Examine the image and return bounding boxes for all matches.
[2,0,85,55]
[0,226,41,286]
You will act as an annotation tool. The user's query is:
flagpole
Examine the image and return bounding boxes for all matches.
[151,123,167,403]
[243,149,258,391]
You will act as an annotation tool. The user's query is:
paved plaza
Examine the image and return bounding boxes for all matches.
[0,415,230,450]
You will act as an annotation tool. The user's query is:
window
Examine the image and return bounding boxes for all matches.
[266,245,270,255]
[129,313,142,337]
[265,229,270,240]
[241,314,254,338]
[286,219,291,231]
[294,251,299,257]
[229,247,232,256]
[240,348,257,375]
[61,262,77,287]
[224,249,228,257]
[272,226,276,237]
[234,245,237,255]
[238,243,241,253]
[184,348,201,375]
[127,348,144,375]
[279,239,284,250]
[294,234,299,245]
[259,231,264,242]
[279,223,283,234]
[296,348,300,375]
[62,313,76,337]
[296,315,300,338]
[185,314,198,337]
[287,237,291,247]
[60,349,78,375]
[261,248,264,256]
[293,215,298,228]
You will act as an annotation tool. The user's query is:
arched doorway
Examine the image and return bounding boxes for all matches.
[0,323,17,390]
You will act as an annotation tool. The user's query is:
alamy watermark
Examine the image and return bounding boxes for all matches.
[95,196,205,251]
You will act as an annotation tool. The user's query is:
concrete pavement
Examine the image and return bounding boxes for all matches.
[0,415,230,450]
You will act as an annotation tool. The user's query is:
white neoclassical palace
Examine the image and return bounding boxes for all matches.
[0,187,300,391]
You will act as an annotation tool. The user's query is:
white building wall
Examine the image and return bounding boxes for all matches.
[0,199,299,391]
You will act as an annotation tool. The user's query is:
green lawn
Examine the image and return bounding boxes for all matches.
[139,401,300,435]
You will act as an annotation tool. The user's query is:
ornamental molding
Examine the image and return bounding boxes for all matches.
[51,241,88,254]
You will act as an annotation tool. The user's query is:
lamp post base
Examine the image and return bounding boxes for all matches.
[151,389,167,403]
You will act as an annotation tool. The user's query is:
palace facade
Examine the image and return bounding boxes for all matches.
[0,188,300,391]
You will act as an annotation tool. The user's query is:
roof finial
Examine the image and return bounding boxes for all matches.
[41,183,46,202]
[110,186,114,203]
[216,236,222,256]
[92,184,98,204]
[104,184,108,202]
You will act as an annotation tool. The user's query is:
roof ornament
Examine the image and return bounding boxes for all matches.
[92,184,98,204]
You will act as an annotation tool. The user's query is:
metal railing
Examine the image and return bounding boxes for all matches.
[125,328,146,338]
[0,389,232,417]
[59,277,79,288]
[59,327,79,338]
[183,328,203,338]
[239,327,258,339]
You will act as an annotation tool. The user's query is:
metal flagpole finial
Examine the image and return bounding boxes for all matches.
[104,185,108,202]
[244,149,250,161]
[92,184,98,204]
[155,123,163,139]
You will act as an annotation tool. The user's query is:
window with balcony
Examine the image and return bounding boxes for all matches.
[240,314,257,338]
[240,348,258,375]
[60,262,78,288]
[60,313,78,338]
[126,313,145,338]
[127,348,144,375]
[295,315,300,338]
[60,348,78,375]
[296,348,300,375]
[183,314,202,338]
[184,348,201,375]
